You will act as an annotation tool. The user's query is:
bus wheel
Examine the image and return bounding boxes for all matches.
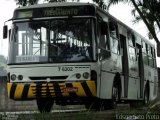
[85,100,100,111]
[36,98,54,113]
[110,85,119,109]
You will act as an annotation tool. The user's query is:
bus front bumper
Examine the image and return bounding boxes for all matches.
[7,81,96,100]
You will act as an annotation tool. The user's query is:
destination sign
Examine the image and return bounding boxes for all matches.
[44,8,78,16]
[14,5,95,19]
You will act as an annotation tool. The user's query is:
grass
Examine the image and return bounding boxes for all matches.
[0,110,159,120]
[114,98,160,120]
[1,99,160,120]
[0,110,115,120]
[17,112,93,120]
[148,97,160,113]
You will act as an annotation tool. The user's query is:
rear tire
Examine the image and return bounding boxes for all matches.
[130,86,149,108]
[143,87,149,104]
[36,98,54,113]
[109,74,121,109]
[104,85,119,109]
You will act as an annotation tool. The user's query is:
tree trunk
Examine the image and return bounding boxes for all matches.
[158,68,160,97]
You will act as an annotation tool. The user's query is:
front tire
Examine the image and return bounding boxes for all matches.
[110,85,119,109]
[85,100,100,111]
[36,98,54,113]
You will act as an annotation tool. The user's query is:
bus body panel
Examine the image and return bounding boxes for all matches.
[7,80,96,100]
[7,62,99,100]
[99,53,122,99]
[97,6,157,101]
[99,71,114,99]
[8,64,91,82]
[127,77,139,99]
[144,65,158,100]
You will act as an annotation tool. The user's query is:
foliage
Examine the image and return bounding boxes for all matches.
[49,0,66,2]
[92,0,106,10]
[107,0,160,44]
[131,0,160,39]
[148,97,160,112]
[14,0,66,6]
[14,0,39,6]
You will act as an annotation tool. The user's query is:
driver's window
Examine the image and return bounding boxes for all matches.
[100,22,110,51]
[109,22,119,38]
[98,20,111,60]
[109,21,120,55]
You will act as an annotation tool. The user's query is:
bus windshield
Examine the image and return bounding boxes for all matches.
[8,18,94,64]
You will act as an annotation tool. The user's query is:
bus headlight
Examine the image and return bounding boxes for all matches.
[18,75,23,80]
[83,72,89,79]
[11,74,16,81]
[76,73,81,79]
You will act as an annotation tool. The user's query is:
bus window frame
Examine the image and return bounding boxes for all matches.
[109,20,120,55]
[97,15,111,61]
[8,17,97,64]
[127,32,136,62]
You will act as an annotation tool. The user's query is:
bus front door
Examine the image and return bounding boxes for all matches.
[120,34,129,98]
[136,44,144,98]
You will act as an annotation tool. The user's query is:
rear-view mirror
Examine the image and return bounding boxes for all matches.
[157,42,160,57]
[3,25,8,39]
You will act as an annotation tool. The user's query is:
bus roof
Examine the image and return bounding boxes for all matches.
[13,2,96,19]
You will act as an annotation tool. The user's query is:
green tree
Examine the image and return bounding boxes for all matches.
[93,0,160,43]
[15,0,38,6]
[15,0,66,6]
[107,0,160,44]
[131,0,160,39]
[93,0,106,9]
[49,0,66,2]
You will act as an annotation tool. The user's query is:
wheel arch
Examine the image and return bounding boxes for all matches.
[112,72,122,99]
[113,72,122,88]
[144,80,150,100]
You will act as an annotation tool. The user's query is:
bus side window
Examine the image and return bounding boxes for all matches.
[142,42,149,65]
[148,46,154,67]
[99,21,111,60]
[142,41,146,53]
[109,21,120,54]
[153,49,157,67]
[127,33,136,62]
[99,21,110,50]
[109,22,119,38]
[128,34,135,47]
[100,21,108,35]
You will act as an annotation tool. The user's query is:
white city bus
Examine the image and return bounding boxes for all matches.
[3,2,158,112]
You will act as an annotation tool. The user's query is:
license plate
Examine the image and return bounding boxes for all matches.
[62,87,78,93]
